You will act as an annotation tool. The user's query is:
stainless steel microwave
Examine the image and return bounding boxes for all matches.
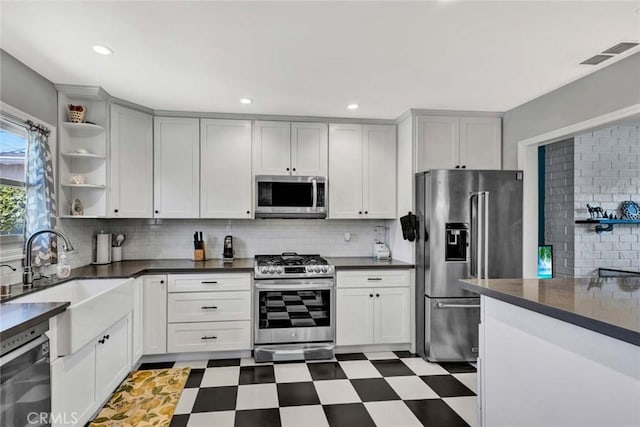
[255,175,327,218]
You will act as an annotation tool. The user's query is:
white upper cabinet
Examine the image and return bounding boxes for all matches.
[110,104,153,218]
[416,116,459,170]
[252,121,291,175]
[201,119,253,218]
[459,117,502,170]
[153,117,200,218]
[291,122,328,176]
[329,124,364,219]
[416,114,501,171]
[329,123,396,219]
[363,125,397,219]
[253,121,328,176]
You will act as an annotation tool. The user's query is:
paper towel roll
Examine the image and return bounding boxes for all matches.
[95,233,111,264]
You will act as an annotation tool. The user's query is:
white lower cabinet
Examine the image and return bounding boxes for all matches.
[167,321,251,353]
[336,288,374,345]
[132,277,143,363]
[51,315,131,427]
[142,275,167,355]
[336,269,411,346]
[373,287,411,344]
[166,273,252,353]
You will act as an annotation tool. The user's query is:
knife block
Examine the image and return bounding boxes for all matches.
[193,247,205,261]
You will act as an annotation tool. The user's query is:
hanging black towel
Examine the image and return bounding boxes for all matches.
[400,212,418,242]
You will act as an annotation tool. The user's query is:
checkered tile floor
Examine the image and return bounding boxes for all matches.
[138,352,477,427]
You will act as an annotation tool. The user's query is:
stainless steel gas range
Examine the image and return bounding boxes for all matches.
[253,253,335,362]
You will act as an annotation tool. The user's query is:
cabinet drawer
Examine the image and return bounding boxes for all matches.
[168,273,251,292]
[337,269,410,288]
[167,321,251,353]
[168,291,251,323]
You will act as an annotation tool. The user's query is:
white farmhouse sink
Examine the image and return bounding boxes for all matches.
[13,278,133,355]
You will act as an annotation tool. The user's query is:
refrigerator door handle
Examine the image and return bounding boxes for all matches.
[436,302,481,309]
[483,191,490,280]
[469,192,481,278]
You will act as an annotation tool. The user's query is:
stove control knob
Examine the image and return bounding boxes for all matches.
[306,266,313,273]
[321,266,328,273]
[315,266,321,273]
[260,267,268,274]
[268,266,276,274]
[276,267,284,274]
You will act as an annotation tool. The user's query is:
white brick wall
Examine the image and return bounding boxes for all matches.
[573,124,640,276]
[544,138,575,277]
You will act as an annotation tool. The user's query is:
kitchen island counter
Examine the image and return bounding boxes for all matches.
[461,277,640,427]
[460,276,639,345]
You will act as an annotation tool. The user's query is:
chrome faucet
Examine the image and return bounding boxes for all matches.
[23,229,74,287]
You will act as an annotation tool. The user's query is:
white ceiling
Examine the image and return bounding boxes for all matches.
[1,1,639,119]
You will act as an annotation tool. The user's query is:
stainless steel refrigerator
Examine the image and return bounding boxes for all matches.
[416,170,523,362]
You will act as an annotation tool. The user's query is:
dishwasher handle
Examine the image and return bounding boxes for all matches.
[436,302,481,309]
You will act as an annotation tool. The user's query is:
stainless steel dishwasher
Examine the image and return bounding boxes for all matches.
[0,321,51,427]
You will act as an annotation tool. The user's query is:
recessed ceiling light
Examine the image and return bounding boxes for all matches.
[347,104,359,110]
[92,45,112,55]
[240,98,253,104]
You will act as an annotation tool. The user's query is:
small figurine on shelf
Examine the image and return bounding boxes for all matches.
[71,198,84,216]
[586,204,603,219]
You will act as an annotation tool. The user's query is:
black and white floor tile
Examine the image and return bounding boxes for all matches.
[138,351,477,427]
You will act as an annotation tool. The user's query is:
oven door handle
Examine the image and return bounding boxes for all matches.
[254,283,334,290]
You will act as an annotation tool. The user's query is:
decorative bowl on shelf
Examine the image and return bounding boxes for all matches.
[68,104,86,123]
[70,175,87,185]
[620,201,640,220]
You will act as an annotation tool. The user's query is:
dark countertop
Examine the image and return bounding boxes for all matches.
[327,257,414,269]
[1,257,413,303]
[461,277,640,346]
[0,256,412,342]
[0,302,70,341]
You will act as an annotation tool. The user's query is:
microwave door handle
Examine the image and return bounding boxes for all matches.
[312,178,318,209]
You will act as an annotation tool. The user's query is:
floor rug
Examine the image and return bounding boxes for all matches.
[89,367,191,427]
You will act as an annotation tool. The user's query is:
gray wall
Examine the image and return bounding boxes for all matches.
[544,139,574,277]
[503,52,640,169]
[0,49,57,124]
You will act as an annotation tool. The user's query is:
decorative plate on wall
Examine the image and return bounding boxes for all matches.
[620,201,640,219]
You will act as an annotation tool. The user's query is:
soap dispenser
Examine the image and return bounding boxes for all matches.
[57,252,71,278]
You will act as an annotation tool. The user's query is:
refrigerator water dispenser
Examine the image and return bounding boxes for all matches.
[445,223,469,262]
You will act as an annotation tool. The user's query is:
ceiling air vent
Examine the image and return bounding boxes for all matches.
[580,54,613,65]
[602,42,639,54]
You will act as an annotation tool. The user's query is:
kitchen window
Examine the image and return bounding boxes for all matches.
[0,117,27,241]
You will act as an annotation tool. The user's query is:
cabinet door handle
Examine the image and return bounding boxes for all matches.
[160,280,165,284]
[462,165,466,169]
[114,209,119,213]
[367,277,382,281]
[246,210,250,214]
[369,294,374,298]
[292,168,296,172]
[201,281,218,284]
[364,211,368,214]
[104,334,110,340]
[358,211,363,214]
[201,306,218,310]
[98,338,105,344]
[155,210,159,214]
[201,336,217,340]
[375,293,380,298]
[286,167,290,171]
